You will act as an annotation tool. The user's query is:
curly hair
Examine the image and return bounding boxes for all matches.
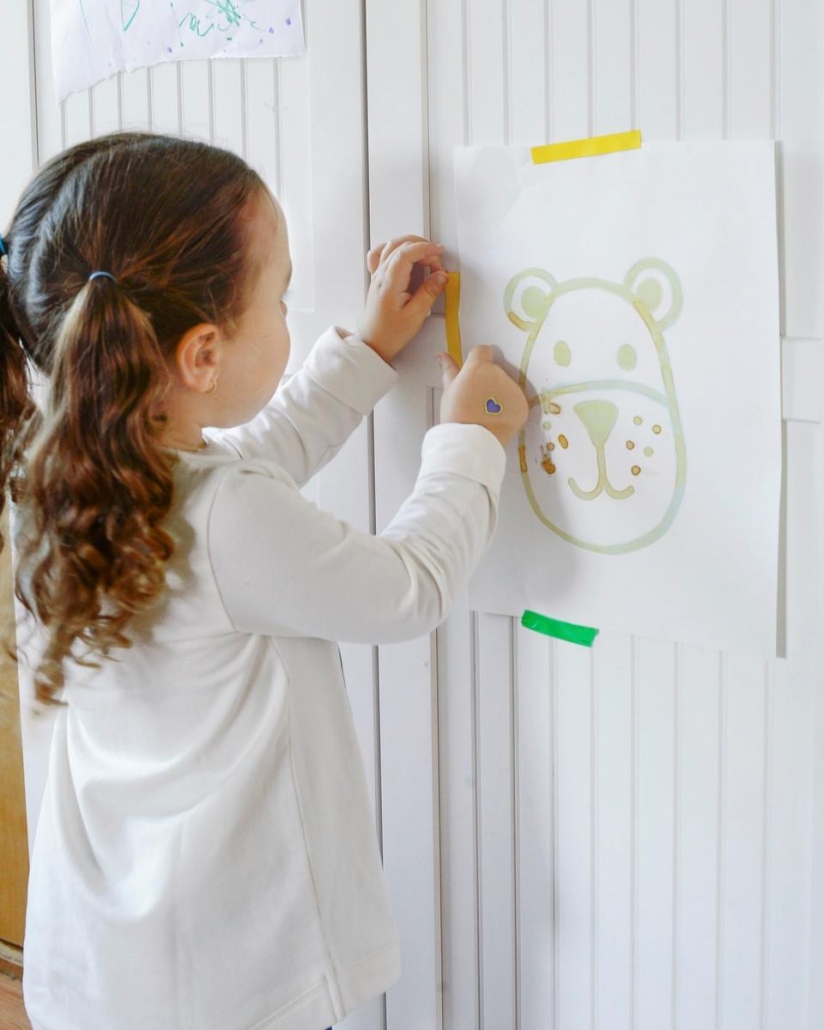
[0,132,266,704]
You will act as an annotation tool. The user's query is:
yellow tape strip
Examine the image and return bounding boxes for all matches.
[444,271,463,369]
[531,129,642,165]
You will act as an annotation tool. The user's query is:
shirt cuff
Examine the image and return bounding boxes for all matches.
[302,325,400,415]
[418,423,507,497]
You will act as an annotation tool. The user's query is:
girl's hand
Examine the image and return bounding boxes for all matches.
[437,346,529,449]
[356,236,449,363]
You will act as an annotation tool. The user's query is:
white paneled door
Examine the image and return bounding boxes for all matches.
[4,2,824,1029]
[366,3,823,1030]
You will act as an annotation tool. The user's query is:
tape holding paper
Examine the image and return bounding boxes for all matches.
[444,271,463,369]
[531,129,642,165]
[521,609,600,647]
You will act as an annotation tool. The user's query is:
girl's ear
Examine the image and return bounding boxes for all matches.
[174,323,221,392]
[504,268,558,333]
[624,258,683,330]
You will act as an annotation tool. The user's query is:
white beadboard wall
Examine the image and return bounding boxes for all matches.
[2,2,823,1030]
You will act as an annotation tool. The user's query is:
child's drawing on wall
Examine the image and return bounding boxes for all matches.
[507,259,686,554]
[455,141,781,653]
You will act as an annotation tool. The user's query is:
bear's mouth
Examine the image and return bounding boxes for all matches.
[526,383,671,501]
[568,448,635,501]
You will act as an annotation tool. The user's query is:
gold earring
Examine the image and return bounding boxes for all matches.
[207,379,218,394]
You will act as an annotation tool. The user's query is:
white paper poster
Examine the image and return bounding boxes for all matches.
[51,0,306,102]
[455,141,781,655]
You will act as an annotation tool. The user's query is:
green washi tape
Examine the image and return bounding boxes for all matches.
[521,610,600,647]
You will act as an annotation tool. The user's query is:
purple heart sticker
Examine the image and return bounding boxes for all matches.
[485,397,502,414]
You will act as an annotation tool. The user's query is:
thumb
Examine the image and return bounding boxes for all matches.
[407,270,449,320]
[437,352,460,387]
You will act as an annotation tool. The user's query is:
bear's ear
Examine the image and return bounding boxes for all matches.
[624,258,683,330]
[504,269,557,332]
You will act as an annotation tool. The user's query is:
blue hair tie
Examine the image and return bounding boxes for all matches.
[89,271,117,284]
[0,236,6,257]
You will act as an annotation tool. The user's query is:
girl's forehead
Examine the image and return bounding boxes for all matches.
[248,189,289,267]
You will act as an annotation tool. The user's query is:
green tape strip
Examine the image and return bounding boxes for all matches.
[521,610,600,647]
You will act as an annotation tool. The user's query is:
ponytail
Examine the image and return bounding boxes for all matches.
[3,131,264,705]
[0,238,36,553]
[17,277,177,703]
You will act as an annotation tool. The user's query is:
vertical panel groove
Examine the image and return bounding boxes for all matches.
[239,61,248,161]
[676,0,684,138]
[511,619,520,1030]
[722,0,731,137]
[176,63,183,134]
[759,662,773,1030]
[462,0,472,145]
[471,611,484,1030]
[630,0,638,128]
[28,0,41,168]
[672,644,681,1030]
[587,0,596,135]
[421,0,432,238]
[550,638,558,1030]
[630,636,639,1030]
[771,0,781,138]
[147,68,153,129]
[274,60,283,198]
[207,62,215,142]
[715,654,727,1030]
[503,0,512,145]
[544,0,554,142]
[425,390,443,1030]
[591,647,598,1030]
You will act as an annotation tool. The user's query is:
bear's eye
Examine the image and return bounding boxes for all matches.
[617,344,637,371]
[554,340,572,367]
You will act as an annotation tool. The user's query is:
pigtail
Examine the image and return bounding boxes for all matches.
[0,240,36,550]
[17,278,177,703]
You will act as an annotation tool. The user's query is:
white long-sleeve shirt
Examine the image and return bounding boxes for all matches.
[22,327,506,1030]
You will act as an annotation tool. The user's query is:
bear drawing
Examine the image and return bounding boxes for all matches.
[504,258,686,554]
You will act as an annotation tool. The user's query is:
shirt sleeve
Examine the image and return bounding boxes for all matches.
[210,326,399,488]
[208,423,507,643]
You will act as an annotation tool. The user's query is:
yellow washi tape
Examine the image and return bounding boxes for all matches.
[531,129,642,165]
[444,271,463,369]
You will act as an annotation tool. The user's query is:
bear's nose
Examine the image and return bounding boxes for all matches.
[574,399,619,449]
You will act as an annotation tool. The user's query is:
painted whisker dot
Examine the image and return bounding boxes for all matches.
[653,425,662,435]
[549,402,562,414]
[644,447,654,457]
[542,421,552,430]
[626,441,635,450]
[631,466,642,476]
[548,442,555,451]
[633,416,643,425]
[558,434,569,449]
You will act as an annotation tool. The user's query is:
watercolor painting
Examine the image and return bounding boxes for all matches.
[507,258,686,554]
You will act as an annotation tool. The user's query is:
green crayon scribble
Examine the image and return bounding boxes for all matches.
[121,0,141,30]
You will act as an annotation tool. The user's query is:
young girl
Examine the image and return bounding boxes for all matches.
[0,132,528,1030]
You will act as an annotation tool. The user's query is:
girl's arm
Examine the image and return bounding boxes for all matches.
[211,239,447,486]
[209,326,398,487]
[207,423,505,643]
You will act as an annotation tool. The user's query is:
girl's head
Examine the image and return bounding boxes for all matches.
[0,131,290,703]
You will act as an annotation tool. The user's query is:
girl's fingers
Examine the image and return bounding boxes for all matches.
[406,271,449,322]
[384,241,445,291]
[437,352,461,386]
[464,344,496,366]
[366,244,384,275]
[377,235,421,271]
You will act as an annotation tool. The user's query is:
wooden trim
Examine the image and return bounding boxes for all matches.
[0,942,23,981]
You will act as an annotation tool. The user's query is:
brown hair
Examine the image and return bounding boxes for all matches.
[0,132,266,704]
